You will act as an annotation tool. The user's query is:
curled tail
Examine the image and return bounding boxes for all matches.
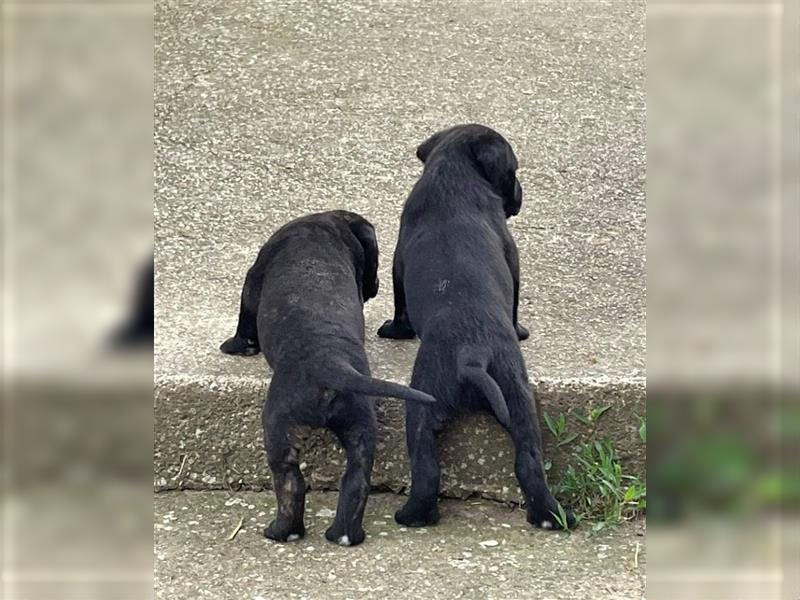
[457,346,510,428]
[323,363,436,404]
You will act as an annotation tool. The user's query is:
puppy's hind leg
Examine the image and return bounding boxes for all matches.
[499,373,576,530]
[262,384,307,541]
[395,400,442,527]
[220,250,267,356]
[325,403,376,547]
[264,442,307,541]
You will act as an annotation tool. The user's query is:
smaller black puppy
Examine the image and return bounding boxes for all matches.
[378,125,576,530]
[221,210,435,547]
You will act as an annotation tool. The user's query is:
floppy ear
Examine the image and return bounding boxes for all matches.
[345,216,380,301]
[508,179,523,217]
[471,137,522,217]
[416,129,447,163]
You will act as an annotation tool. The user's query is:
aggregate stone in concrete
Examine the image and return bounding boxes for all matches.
[154,373,645,503]
[155,0,646,498]
[154,0,645,387]
[154,491,646,600]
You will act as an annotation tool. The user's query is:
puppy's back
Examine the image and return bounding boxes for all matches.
[256,215,365,366]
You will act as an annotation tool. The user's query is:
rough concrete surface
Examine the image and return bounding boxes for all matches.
[155,0,646,497]
[154,374,644,501]
[155,491,646,600]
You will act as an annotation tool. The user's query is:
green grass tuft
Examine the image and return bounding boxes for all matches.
[545,410,647,531]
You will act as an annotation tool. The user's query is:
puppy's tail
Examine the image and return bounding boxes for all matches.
[457,346,511,428]
[324,364,436,405]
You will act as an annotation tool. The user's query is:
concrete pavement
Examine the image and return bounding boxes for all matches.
[155,491,646,600]
[154,0,645,498]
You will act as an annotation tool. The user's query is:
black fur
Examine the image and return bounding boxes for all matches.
[221,210,435,547]
[378,124,575,530]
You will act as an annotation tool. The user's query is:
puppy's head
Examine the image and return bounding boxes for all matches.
[416,124,523,218]
[336,211,380,302]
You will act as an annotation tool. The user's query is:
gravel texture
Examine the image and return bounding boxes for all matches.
[154,491,646,600]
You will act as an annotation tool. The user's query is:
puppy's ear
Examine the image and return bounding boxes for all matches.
[471,137,523,217]
[416,130,446,163]
[344,216,380,301]
[508,179,522,217]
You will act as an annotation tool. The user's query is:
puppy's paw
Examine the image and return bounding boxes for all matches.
[324,523,365,547]
[394,502,440,528]
[377,319,416,340]
[515,323,530,341]
[264,520,305,542]
[527,501,577,531]
[220,335,260,356]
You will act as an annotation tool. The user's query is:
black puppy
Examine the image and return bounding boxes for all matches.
[221,210,435,546]
[378,124,575,530]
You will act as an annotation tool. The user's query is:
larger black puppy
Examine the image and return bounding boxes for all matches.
[221,210,435,547]
[378,125,575,530]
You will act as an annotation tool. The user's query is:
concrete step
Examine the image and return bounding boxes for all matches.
[154,361,644,502]
[154,0,646,502]
[154,491,646,600]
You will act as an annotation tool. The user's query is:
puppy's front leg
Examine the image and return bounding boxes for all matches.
[220,248,267,356]
[504,238,529,341]
[395,403,441,527]
[377,255,415,339]
[325,412,376,547]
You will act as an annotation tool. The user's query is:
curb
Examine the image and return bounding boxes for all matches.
[154,373,645,503]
